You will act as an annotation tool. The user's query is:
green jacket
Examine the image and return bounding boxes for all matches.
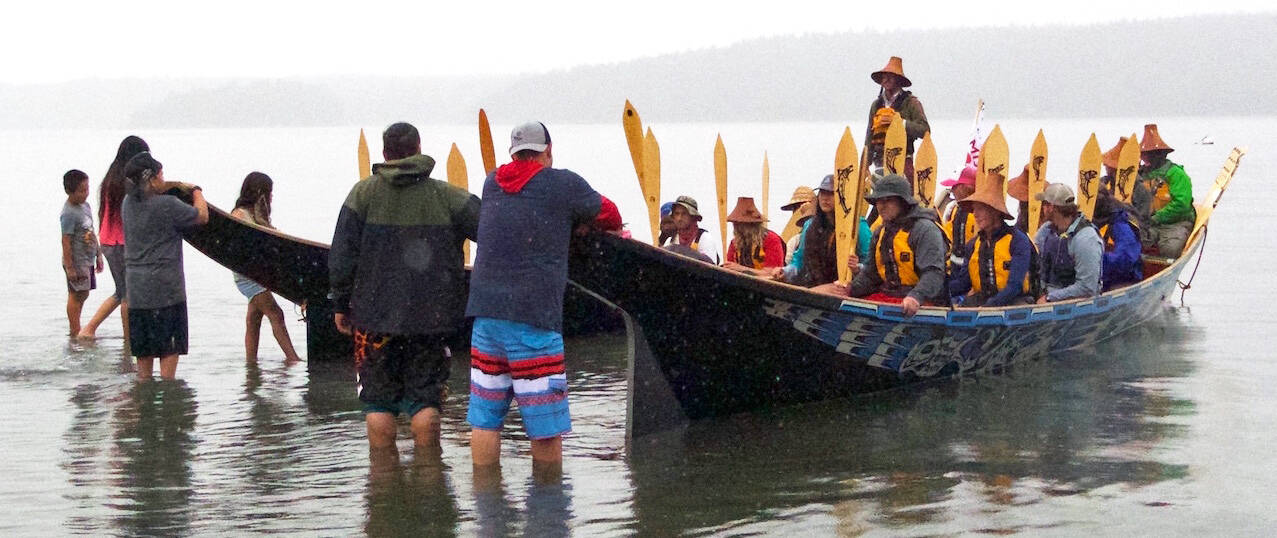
[1143,160,1195,225]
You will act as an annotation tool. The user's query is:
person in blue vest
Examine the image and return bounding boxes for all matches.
[949,170,1038,307]
[1092,189,1143,290]
[1034,183,1103,302]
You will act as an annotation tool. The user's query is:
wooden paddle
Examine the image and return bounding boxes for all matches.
[478,109,496,176]
[623,100,646,198]
[913,132,937,207]
[642,128,662,246]
[1077,134,1102,219]
[1028,130,1049,235]
[979,125,1009,189]
[834,127,860,285]
[714,135,728,255]
[357,129,371,180]
[883,112,907,177]
[1186,147,1247,247]
[446,143,471,262]
[780,211,804,243]
[1115,131,1141,204]
[761,151,770,222]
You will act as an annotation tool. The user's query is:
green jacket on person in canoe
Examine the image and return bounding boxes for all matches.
[1142,160,1195,226]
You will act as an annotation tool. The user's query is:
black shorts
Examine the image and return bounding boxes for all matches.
[354,329,452,417]
[128,302,189,358]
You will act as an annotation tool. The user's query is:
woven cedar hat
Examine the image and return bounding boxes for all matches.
[1103,136,1129,169]
[871,56,912,87]
[1006,164,1029,202]
[727,197,767,223]
[960,167,1013,220]
[1139,124,1174,153]
[781,186,815,211]
[794,200,815,223]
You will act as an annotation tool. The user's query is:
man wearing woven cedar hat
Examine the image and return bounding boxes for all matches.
[949,170,1039,307]
[1136,124,1195,257]
[1100,136,1151,228]
[865,56,931,180]
[722,197,786,277]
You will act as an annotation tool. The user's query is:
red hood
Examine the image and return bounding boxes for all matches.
[494,160,544,193]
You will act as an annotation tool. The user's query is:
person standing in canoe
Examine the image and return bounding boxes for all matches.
[79,135,149,342]
[329,122,481,454]
[865,56,930,181]
[722,197,785,277]
[664,195,720,264]
[121,152,209,380]
[772,174,870,287]
[845,174,948,316]
[466,121,614,473]
[229,172,302,365]
[948,170,1039,307]
[1136,124,1195,257]
[1034,183,1103,302]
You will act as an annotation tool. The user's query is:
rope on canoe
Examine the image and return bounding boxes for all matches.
[1177,225,1208,307]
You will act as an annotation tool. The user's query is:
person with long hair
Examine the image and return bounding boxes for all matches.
[230,172,301,364]
[79,135,149,341]
[722,197,784,277]
[771,175,871,288]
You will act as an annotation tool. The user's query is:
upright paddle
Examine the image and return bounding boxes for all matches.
[883,112,907,177]
[623,100,646,198]
[834,127,861,286]
[357,129,371,180]
[642,128,662,246]
[761,151,770,222]
[1115,131,1141,204]
[1077,134,1102,219]
[1028,130,1049,235]
[446,143,471,263]
[979,124,1009,188]
[478,109,496,176]
[913,131,937,207]
[714,135,728,255]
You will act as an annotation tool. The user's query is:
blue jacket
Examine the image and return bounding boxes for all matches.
[1099,210,1143,290]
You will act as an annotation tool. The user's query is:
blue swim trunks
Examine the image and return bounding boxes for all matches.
[467,317,570,439]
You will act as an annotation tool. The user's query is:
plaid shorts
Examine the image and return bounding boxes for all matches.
[466,317,570,439]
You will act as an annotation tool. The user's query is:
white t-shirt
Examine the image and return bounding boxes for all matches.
[671,228,720,264]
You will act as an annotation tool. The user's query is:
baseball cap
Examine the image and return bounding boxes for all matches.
[1034,183,1076,206]
[509,121,551,155]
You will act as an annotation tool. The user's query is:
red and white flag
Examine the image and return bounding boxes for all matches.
[963,99,985,169]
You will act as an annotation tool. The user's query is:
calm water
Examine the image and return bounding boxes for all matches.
[1,118,1274,535]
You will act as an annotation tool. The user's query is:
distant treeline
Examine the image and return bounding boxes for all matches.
[2,13,1273,129]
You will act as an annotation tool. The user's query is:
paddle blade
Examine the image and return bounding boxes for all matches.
[643,128,662,246]
[715,135,728,254]
[446,143,471,262]
[623,100,646,197]
[1115,132,1141,204]
[914,132,937,207]
[979,124,1009,189]
[834,127,860,285]
[1028,130,1049,235]
[761,151,770,222]
[884,112,907,176]
[780,209,804,243]
[478,109,496,175]
[1077,134,1102,219]
[357,129,371,180]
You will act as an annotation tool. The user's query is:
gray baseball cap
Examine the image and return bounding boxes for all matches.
[509,121,552,155]
[1034,183,1076,206]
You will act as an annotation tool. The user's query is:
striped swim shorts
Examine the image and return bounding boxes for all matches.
[466,317,570,439]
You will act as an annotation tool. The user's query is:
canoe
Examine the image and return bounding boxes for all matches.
[570,148,1244,438]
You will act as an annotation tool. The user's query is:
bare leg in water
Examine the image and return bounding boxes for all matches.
[245,292,301,364]
[79,296,121,340]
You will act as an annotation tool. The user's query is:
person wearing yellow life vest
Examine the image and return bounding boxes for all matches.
[937,165,979,270]
[1136,124,1195,257]
[846,174,947,317]
[865,56,930,182]
[665,195,720,264]
[948,170,1039,307]
[1092,188,1143,290]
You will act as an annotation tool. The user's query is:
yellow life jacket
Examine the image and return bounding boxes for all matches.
[942,202,978,256]
[1098,214,1140,250]
[968,226,1032,295]
[873,223,920,287]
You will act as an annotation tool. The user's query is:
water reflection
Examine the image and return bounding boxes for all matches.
[364,447,460,536]
[628,308,1200,534]
[107,380,198,536]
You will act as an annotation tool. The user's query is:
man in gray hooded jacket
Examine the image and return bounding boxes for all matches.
[847,174,947,317]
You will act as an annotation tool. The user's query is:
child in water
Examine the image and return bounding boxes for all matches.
[230,172,302,364]
[60,169,104,337]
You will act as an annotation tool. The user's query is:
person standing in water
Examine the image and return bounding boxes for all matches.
[229,172,302,364]
[80,135,149,343]
[60,169,104,338]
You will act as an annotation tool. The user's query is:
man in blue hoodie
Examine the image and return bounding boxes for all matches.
[466,121,603,471]
[329,122,481,455]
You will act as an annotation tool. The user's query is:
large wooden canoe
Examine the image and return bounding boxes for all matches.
[571,148,1244,437]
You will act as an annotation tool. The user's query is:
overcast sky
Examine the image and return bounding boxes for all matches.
[4,0,1272,83]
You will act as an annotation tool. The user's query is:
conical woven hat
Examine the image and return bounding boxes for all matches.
[1139,124,1174,153]
[960,168,1012,220]
[1103,136,1129,169]
[871,56,912,87]
[1006,165,1029,202]
[726,197,766,223]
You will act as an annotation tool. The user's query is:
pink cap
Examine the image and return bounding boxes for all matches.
[940,165,977,187]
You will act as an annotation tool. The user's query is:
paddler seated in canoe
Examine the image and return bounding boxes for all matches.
[771,174,870,287]
[657,201,676,246]
[723,197,785,277]
[1091,188,1143,291]
[937,165,979,270]
[664,195,720,264]
[1034,183,1103,303]
[948,170,1039,307]
[779,186,815,263]
[865,55,930,182]
[1006,165,1033,233]
[1136,124,1195,257]
[843,173,947,317]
